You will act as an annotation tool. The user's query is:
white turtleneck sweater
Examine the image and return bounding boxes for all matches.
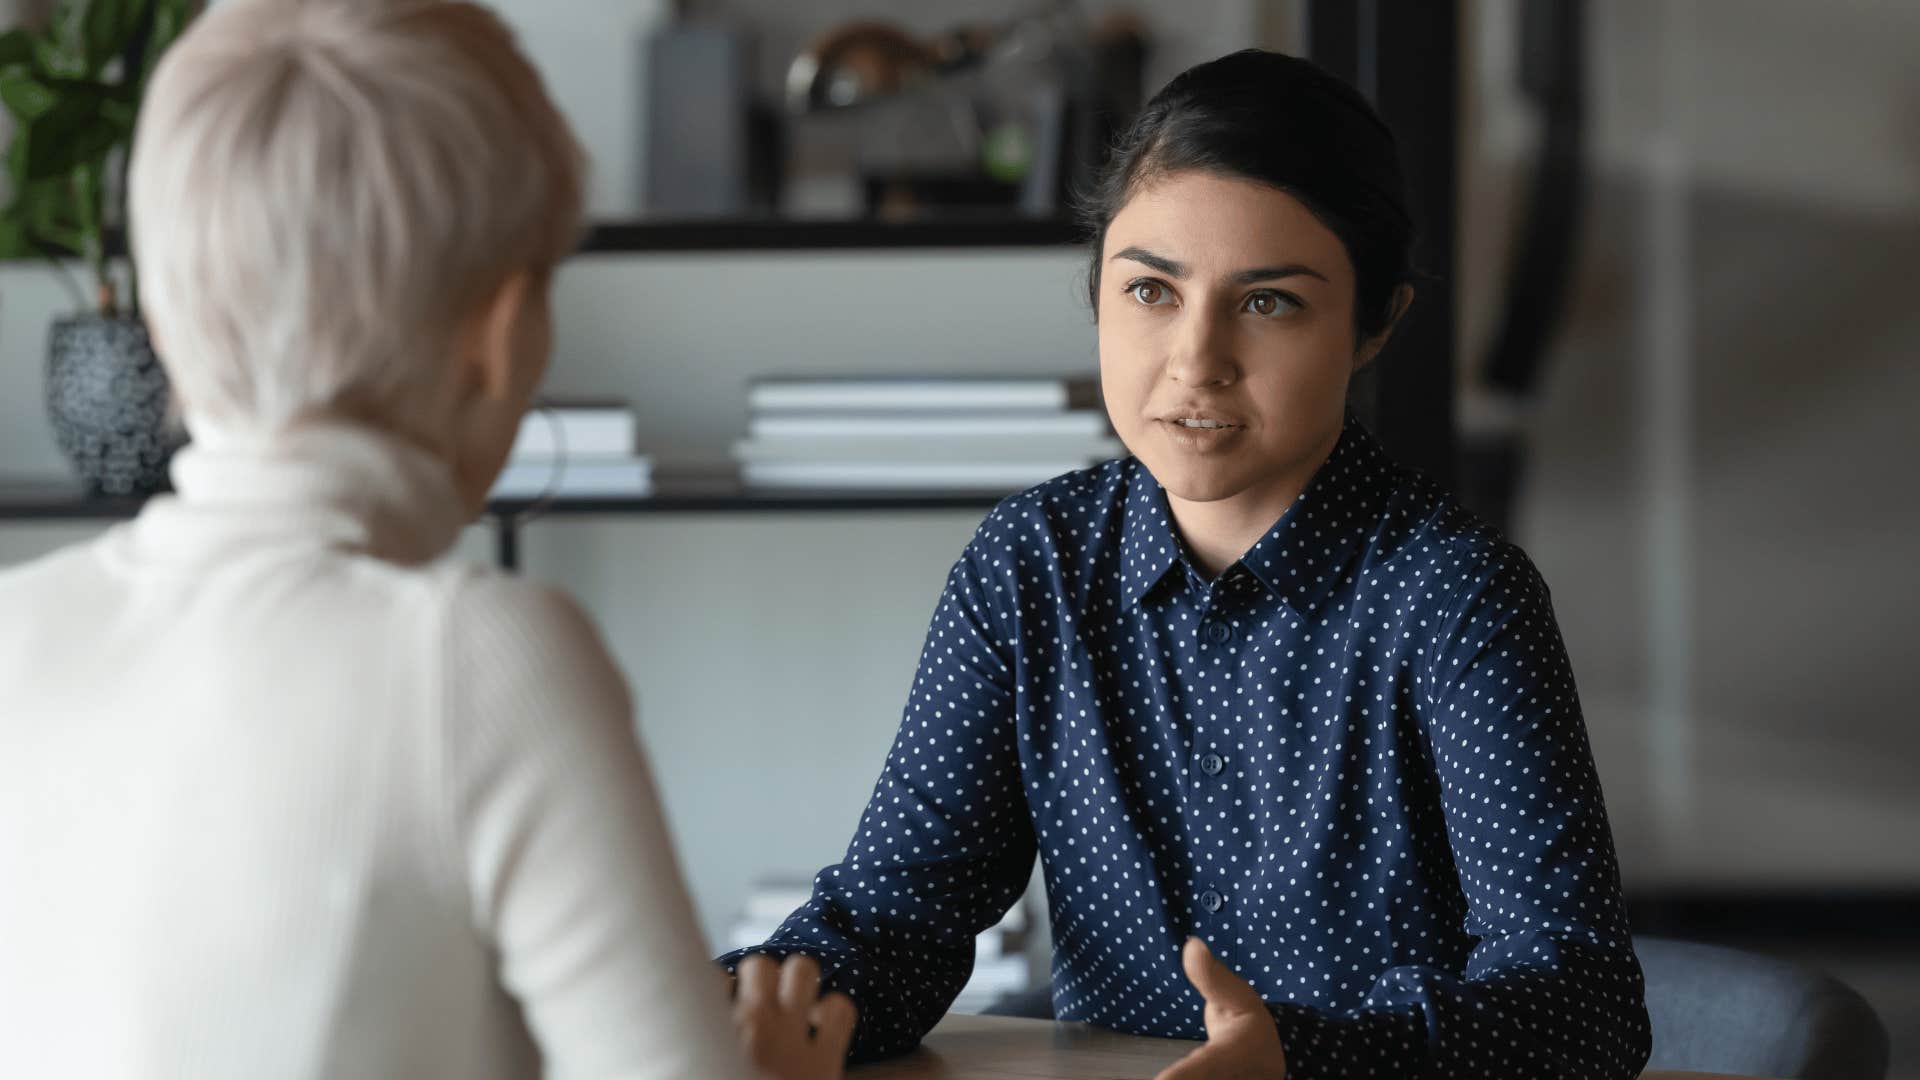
[0,422,760,1080]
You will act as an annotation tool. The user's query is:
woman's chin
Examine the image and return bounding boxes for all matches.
[1144,456,1259,505]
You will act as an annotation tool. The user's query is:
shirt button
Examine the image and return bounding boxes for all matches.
[1199,890,1225,913]
[1200,753,1225,776]
[1203,621,1233,645]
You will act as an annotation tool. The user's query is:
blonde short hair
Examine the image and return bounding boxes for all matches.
[130,0,585,434]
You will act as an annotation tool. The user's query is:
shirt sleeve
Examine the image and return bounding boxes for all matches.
[441,574,761,1080]
[716,539,1037,1063]
[1263,544,1653,1080]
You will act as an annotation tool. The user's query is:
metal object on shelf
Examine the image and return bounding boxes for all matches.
[637,23,756,217]
[786,22,936,113]
[778,2,1145,222]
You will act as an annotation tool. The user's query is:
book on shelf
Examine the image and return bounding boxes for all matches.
[732,435,1124,464]
[737,374,1114,494]
[748,411,1111,441]
[740,460,1085,491]
[952,901,1035,1014]
[747,375,1099,414]
[490,456,653,499]
[949,953,1033,1015]
[510,400,638,458]
[723,878,815,951]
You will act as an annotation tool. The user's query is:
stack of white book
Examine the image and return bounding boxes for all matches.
[723,878,816,954]
[948,899,1035,1015]
[726,878,1033,1013]
[489,400,652,499]
[735,376,1122,492]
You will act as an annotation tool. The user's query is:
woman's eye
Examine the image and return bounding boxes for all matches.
[1128,280,1172,306]
[1244,290,1299,317]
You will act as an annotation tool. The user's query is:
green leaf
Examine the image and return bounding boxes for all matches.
[19,174,86,250]
[138,0,200,88]
[21,90,122,181]
[83,0,144,74]
[0,28,35,70]
[27,125,123,183]
[160,0,201,35]
[31,34,85,79]
[0,214,30,259]
[48,1,88,56]
[100,96,136,129]
[0,71,58,121]
[5,121,28,184]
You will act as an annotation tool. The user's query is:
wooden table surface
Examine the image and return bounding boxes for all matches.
[849,1015,1778,1080]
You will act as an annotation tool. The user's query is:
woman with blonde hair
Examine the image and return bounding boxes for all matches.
[0,2,845,1076]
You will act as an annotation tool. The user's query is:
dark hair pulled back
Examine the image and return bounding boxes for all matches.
[1080,49,1416,340]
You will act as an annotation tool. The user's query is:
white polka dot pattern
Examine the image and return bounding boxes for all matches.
[720,419,1652,1078]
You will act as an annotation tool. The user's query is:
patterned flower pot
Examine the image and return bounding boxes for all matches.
[46,314,187,496]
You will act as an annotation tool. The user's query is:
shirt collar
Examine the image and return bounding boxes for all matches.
[1118,459,1183,609]
[1118,416,1401,614]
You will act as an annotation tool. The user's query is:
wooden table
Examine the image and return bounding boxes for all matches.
[850,1015,1779,1080]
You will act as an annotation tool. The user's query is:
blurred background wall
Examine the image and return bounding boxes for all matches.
[1460,0,1920,889]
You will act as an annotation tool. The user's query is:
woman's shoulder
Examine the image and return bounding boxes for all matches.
[1373,468,1547,603]
[982,458,1133,530]
[1382,474,1559,641]
[422,562,634,761]
[430,562,616,672]
[941,459,1137,602]
[961,457,1135,560]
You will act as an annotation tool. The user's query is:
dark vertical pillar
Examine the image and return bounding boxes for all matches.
[1307,0,1459,489]
[494,515,520,572]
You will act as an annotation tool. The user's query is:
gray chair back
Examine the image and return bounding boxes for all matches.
[984,936,1892,1080]
[1638,936,1889,1080]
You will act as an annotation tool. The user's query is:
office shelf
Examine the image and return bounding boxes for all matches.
[0,477,1001,569]
[577,217,1082,252]
[90,217,1082,260]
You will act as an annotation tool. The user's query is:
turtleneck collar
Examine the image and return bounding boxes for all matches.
[119,419,472,568]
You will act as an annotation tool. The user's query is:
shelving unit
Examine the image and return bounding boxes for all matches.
[96,217,1082,261]
[0,478,1001,571]
[576,218,1081,253]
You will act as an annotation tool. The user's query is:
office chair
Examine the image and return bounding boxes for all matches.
[1637,936,1889,1080]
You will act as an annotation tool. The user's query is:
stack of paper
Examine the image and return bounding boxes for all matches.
[735,376,1121,492]
[949,899,1036,1015]
[724,878,818,953]
[491,400,652,499]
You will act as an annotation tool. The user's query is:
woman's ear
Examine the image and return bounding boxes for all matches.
[464,272,535,403]
[1354,283,1416,371]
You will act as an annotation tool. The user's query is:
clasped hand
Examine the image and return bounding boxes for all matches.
[730,953,858,1080]
[1154,937,1289,1080]
[726,939,1284,1080]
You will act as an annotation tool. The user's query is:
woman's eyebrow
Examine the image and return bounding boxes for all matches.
[1109,247,1329,286]
[1109,246,1188,278]
[1228,263,1330,285]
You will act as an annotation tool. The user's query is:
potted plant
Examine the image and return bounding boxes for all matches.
[0,0,199,495]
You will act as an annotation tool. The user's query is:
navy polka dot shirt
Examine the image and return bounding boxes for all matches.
[721,418,1651,1078]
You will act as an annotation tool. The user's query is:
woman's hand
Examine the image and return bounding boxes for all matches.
[1154,938,1288,1080]
[731,953,859,1080]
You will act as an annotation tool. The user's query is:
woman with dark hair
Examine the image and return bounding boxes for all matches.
[724,50,1651,1080]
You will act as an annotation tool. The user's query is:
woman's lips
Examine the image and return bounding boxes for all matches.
[1157,417,1246,451]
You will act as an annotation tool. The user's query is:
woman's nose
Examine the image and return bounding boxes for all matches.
[1165,310,1237,388]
